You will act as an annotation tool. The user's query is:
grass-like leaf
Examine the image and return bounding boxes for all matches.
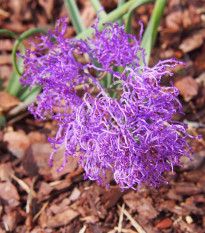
[64,0,85,34]
[89,0,107,19]
[125,0,154,35]
[141,0,167,64]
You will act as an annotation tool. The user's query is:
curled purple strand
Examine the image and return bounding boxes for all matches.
[21,17,197,190]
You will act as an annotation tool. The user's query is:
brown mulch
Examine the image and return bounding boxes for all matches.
[0,0,205,232]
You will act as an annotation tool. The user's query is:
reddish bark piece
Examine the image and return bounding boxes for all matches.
[80,0,96,27]
[104,188,124,209]
[69,187,81,202]
[23,143,78,179]
[38,0,54,19]
[180,150,205,170]
[192,194,205,203]
[49,179,72,191]
[165,11,182,32]
[0,202,3,216]
[37,181,53,199]
[28,131,47,144]
[196,72,205,86]
[0,39,13,51]
[174,182,201,195]
[2,210,18,231]
[51,152,78,180]
[194,44,205,73]
[3,131,31,159]
[0,55,12,65]
[158,200,190,216]
[0,92,20,112]
[175,76,198,102]
[30,228,53,233]
[183,170,204,182]
[179,33,204,53]
[3,22,28,34]
[123,191,158,220]
[0,181,20,208]
[0,163,13,181]
[50,198,71,215]
[46,208,79,228]
[166,189,183,201]
[155,218,172,229]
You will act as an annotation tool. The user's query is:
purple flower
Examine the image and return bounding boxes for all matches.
[21,17,196,190]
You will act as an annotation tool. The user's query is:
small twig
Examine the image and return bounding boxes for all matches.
[188,125,205,147]
[96,71,108,81]
[118,203,125,232]
[7,111,30,126]
[26,177,37,214]
[90,85,97,94]
[8,96,37,116]
[33,201,49,222]
[74,84,89,90]
[79,225,87,233]
[107,80,123,89]
[115,227,139,233]
[184,119,205,128]
[106,87,123,93]
[118,205,146,233]
[12,174,37,197]
[25,177,37,231]
[66,168,84,180]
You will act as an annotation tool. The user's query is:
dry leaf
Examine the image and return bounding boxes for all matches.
[80,1,96,27]
[46,208,79,228]
[2,210,18,231]
[50,198,71,214]
[0,92,20,112]
[28,131,47,144]
[0,181,20,208]
[123,191,158,220]
[179,33,204,53]
[38,0,54,19]
[180,150,205,170]
[165,10,182,32]
[0,163,14,181]
[23,143,78,179]
[175,76,198,101]
[69,187,81,202]
[3,131,31,159]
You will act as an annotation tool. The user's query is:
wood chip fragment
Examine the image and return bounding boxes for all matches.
[179,34,204,53]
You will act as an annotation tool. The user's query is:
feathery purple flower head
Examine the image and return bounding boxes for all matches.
[21,17,196,190]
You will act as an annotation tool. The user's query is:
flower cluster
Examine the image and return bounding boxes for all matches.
[21,17,195,190]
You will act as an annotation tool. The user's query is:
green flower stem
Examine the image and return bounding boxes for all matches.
[89,0,107,18]
[0,30,19,92]
[76,0,154,40]
[141,0,167,64]
[12,28,47,77]
[64,0,85,34]
[0,29,18,38]
[117,0,125,26]
[125,0,154,34]
[6,43,25,95]
[6,28,47,97]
